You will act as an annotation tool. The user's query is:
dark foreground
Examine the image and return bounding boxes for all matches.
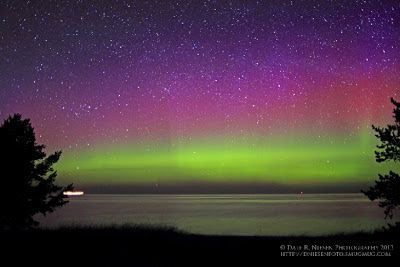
[1,225,399,266]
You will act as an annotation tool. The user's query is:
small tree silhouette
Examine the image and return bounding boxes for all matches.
[0,114,73,230]
[362,98,400,226]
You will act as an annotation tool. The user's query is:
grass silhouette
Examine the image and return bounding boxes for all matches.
[1,224,398,265]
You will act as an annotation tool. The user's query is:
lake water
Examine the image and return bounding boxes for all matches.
[37,194,392,236]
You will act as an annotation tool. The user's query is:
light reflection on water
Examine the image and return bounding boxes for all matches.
[37,194,392,236]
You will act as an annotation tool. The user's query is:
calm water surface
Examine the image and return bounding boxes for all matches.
[37,194,390,236]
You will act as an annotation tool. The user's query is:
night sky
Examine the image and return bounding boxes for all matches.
[1,0,399,193]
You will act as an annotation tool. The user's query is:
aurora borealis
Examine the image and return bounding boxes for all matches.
[1,0,399,193]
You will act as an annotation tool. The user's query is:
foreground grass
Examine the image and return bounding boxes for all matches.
[1,224,399,265]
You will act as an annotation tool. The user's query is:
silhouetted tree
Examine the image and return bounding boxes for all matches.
[362,98,400,225]
[0,114,73,230]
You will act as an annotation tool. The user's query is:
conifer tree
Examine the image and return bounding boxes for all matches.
[0,114,73,230]
[362,98,400,225]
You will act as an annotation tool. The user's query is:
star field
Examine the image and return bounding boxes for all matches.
[1,0,399,192]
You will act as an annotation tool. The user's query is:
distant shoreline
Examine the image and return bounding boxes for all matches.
[66,192,366,195]
[73,182,371,195]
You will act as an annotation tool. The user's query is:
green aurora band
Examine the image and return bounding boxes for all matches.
[56,129,399,192]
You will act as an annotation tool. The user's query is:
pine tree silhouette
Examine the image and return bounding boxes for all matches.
[362,98,400,226]
[0,114,73,230]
